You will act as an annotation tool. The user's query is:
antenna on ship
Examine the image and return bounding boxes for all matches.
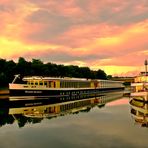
[144,60,148,76]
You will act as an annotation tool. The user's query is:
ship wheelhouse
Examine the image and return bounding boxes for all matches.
[131,75,148,93]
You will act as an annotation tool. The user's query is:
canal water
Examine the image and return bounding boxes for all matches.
[0,92,148,148]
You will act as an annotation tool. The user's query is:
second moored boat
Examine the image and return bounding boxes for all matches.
[130,60,148,102]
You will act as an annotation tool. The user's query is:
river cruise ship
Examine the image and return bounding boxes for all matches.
[9,75,124,101]
[130,60,148,102]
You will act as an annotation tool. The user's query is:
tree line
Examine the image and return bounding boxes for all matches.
[0,57,109,87]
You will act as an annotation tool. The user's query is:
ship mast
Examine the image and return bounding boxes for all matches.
[144,60,148,76]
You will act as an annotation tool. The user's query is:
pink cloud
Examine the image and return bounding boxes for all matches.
[20,22,48,43]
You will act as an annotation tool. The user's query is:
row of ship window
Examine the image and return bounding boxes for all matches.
[60,81,90,88]
[59,90,99,95]
[44,94,124,114]
[59,94,96,101]
[60,100,91,111]
[60,82,123,88]
[27,80,123,88]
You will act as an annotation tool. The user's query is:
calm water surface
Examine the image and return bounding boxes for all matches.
[0,93,148,148]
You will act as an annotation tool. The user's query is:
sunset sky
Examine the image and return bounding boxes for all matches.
[0,0,147,76]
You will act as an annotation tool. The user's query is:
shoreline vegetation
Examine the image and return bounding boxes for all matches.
[0,57,108,88]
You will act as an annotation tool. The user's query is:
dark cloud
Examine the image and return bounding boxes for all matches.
[22,49,110,63]
[0,3,15,13]
[26,9,72,41]
[98,0,148,25]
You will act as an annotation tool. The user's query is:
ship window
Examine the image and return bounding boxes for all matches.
[27,81,30,85]
[35,82,38,85]
[44,81,47,85]
[67,82,70,88]
[63,82,65,88]
[39,82,43,85]
[53,82,56,88]
[48,82,51,87]
[60,82,64,88]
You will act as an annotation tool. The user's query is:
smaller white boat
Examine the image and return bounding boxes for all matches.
[130,60,148,102]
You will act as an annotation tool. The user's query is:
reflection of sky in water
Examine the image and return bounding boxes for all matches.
[0,98,148,148]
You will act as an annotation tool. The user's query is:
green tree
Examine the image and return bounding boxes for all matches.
[31,59,44,75]
[96,69,107,79]
[16,57,31,76]
[107,75,113,80]
[0,57,108,87]
[4,60,16,83]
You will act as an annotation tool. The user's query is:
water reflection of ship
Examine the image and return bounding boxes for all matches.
[129,99,148,127]
[9,92,123,118]
[0,92,123,127]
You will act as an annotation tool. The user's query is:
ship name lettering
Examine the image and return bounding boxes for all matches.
[25,91,42,93]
